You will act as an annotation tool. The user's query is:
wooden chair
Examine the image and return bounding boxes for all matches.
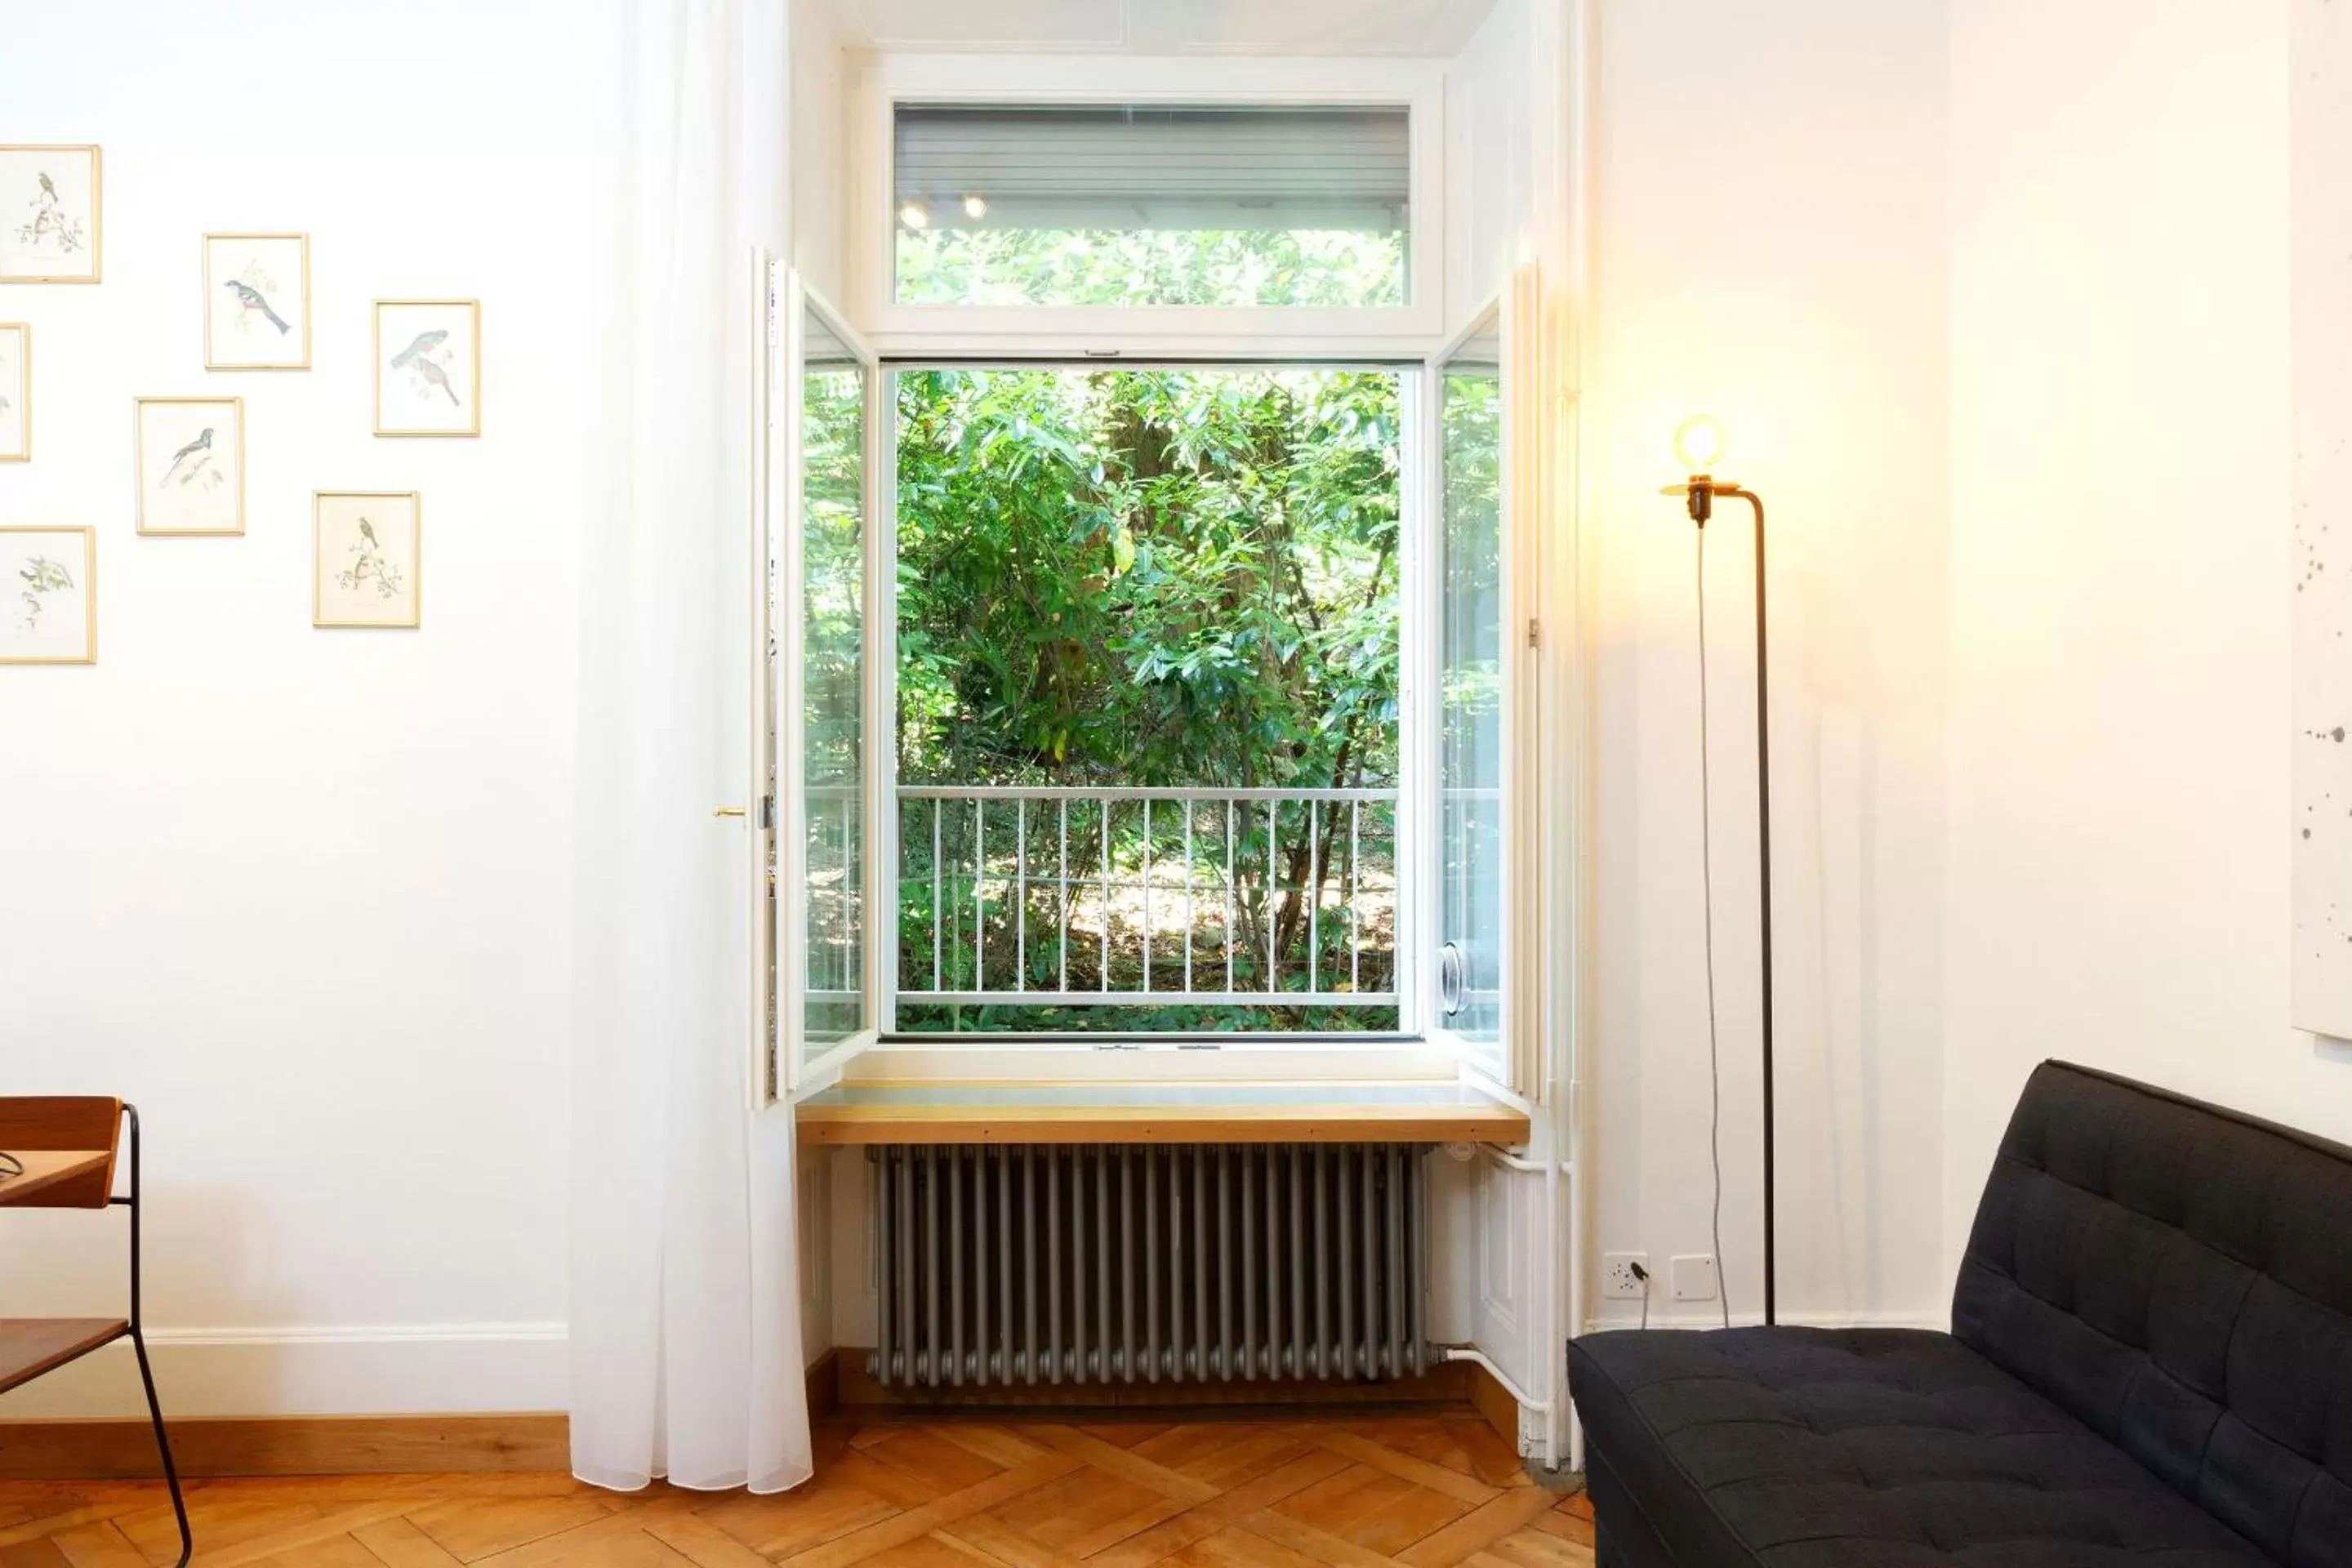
[0,1098,191,1566]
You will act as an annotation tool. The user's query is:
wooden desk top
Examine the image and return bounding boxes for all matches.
[795,1081,1530,1146]
[0,1151,111,1208]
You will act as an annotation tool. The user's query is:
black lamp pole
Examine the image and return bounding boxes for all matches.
[1674,473,1776,1327]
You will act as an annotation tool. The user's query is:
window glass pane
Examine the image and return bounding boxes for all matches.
[893,104,1410,309]
[803,304,865,1051]
[1438,314,1503,1052]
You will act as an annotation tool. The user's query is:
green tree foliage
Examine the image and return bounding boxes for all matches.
[897,368,1401,789]
[897,227,1406,310]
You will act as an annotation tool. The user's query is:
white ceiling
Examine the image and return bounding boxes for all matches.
[813,0,1503,57]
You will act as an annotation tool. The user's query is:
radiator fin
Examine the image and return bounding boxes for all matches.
[867,1142,1432,1388]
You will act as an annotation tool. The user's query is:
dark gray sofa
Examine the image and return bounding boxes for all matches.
[1567,1060,2352,1566]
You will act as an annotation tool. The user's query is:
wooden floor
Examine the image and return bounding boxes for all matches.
[0,1415,1594,1568]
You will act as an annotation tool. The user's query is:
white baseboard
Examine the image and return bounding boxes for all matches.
[0,1323,568,1419]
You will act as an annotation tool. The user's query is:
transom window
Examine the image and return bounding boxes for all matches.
[891,103,1412,310]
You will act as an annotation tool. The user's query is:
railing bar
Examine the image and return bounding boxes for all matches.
[1016,798,1027,994]
[1142,799,1153,996]
[973,798,984,994]
[1308,800,1320,997]
[1351,799,1361,993]
[1225,800,1236,996]
[1100,799,1111,994]
[1059,800,1070,995]
[895,786,1398,802]
[1183,805,1195,996]
[908,991,1400,1006]
[1267,800,1278,991]
[932,800,942,993]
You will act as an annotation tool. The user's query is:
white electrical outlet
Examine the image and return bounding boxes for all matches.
[1602,1252,1650,1299]
[1672,1254,1720,1302]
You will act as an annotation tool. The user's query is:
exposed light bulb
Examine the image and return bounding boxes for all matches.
[962,194,988,220]
[898,202,930,230]
[1674,415,1727,474]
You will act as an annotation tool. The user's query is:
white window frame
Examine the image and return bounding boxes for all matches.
[772,264,889,1103]
[1418,275,1545,1101]
[850,55,1447,359]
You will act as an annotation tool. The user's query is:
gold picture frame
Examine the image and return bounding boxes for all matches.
[374,300,481,437]
[313,491,420,629]
[135,396,245,537]
[0,525,96,664]
[0,145,101,284]
[203,233,310,370]
[0,323,27,461]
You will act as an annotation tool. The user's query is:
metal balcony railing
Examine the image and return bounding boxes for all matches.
[893,786,1398,1011]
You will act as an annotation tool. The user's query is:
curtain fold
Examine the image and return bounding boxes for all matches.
[571,0,809,1495]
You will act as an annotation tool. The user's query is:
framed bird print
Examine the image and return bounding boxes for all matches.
[204,233,310,369]
[0,324,27,461]
[2,526,95,664]
[314,491,419,629]
[136,397,243,536]
[0,146,100,283]
[374,300,479,436]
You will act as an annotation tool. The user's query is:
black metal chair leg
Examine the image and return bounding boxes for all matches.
[113,1104,190,1568]
[129,1324,192,1568]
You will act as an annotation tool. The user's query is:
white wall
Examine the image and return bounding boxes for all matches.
[1584,0,1953,1329]
[0,0,594,1416]
[794,0,855,305]
[1943,0,2352,1270]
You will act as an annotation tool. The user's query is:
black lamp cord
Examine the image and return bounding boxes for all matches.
[0,1150,21,1182]
[1696,524,1731,1331]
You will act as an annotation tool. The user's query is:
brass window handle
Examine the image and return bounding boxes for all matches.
[713,807,747,818]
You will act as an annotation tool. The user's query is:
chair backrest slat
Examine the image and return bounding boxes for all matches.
[0,1097,122,1209]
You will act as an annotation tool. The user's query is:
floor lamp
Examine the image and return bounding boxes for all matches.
[1664,416,1778,1326]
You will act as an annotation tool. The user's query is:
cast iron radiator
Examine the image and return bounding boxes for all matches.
[867,1143,1432,1388]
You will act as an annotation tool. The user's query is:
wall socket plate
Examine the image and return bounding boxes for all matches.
[1601,1252,1650,1299]
[1672,1254,1721,1302]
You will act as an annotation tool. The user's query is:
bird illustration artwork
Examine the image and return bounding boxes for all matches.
[389,328,447,370]
[16,169,84,254]
[412,355,462,407]
[159,427,215,488]
[338,517,404,600]
[225,279,292,336]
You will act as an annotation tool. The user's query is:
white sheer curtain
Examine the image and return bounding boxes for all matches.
[571,0,811,1495]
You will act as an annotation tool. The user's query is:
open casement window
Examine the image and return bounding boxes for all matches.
[764,265,886,1102]
[1423,274,1544,1098]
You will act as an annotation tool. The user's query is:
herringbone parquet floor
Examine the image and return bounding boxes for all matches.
[0,1416,1594,1568]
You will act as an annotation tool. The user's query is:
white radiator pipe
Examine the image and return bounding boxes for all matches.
[1438,1345,1552,1414]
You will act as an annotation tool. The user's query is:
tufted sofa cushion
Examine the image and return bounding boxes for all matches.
[1570,1062,2352,1566]
[1953,1061,2352,1566]
[1568,1325,2265,1566]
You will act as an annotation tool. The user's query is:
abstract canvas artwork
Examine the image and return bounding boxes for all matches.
[204,233,310,369]
[0,146,100,283]
[314,491,419,629]
[136,397,244,536]
[0,526,95,664]
[374,300,480,436]
[2296,0,2352,1036]
[0,323,26,461]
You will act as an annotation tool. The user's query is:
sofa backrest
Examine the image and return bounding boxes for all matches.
[1953,1060,2352,1565]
